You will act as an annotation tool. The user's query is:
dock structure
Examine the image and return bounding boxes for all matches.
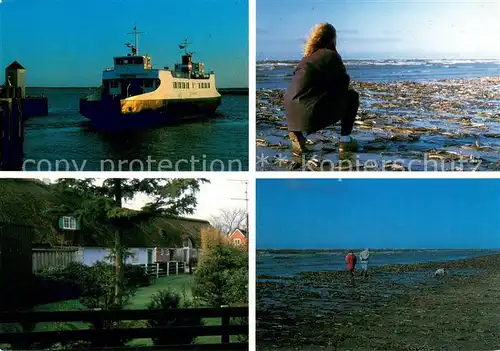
[2,61,48,118]
[0,96,24,170]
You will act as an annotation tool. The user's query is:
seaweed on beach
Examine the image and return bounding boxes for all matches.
[257,254,500,350]
[256,77,500,171]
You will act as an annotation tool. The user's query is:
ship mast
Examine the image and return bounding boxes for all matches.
[127,26,145,55]
[179,38,193,55]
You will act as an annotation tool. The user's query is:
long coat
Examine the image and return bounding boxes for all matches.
[284,48,351,134]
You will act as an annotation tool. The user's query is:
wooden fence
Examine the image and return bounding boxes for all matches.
[0,307,248,350]
[32,248,81,272]
[143,261,186,278]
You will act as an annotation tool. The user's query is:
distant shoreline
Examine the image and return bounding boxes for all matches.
[257,58,500,63]
[257,248,499,254]
[27,87,249,95]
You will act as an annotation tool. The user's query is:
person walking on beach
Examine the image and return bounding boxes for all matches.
[345,250,357,286]
[359,248,370,278]
[284,22,360,160]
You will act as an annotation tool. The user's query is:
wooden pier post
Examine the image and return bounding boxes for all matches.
[0,96,24,170]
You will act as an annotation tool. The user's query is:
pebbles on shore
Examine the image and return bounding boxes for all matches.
[256,77,500,171]
[257,253,500,350]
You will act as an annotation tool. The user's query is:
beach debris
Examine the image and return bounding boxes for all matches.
[257,77,500,171]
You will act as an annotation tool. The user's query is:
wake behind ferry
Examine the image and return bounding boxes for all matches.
[79,27,222,131]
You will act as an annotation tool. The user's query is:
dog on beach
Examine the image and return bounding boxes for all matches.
[434,268,447,277]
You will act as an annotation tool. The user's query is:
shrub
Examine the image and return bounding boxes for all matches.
[76,261,137,348]
[124,264,151,287]
[147,289,203,346]
[33,263,88,305]
[194,244,248,307]
[77,261,136,311]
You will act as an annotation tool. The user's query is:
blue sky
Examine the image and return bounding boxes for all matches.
[257,0,500,60]
[257,179,500,249]
[0,0,248,87]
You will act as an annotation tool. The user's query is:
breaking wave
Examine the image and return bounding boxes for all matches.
[257,59,500,70]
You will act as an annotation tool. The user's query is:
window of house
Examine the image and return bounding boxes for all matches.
[62,216,77,230]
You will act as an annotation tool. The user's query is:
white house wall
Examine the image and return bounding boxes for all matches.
[82,247,150,266]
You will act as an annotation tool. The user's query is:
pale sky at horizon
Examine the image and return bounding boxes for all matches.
[40,178,248,222]
[257,0,500,60]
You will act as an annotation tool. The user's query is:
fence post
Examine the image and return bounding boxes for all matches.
[167,261,170,276]
[91,308,104,347]
[176,261,179,275]
[156,263,159,279]
[221,305,230,344]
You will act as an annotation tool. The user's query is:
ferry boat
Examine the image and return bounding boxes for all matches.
[79,27,222,130]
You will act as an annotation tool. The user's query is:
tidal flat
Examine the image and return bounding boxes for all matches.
[257,253,500,350]
[256,77,500,171]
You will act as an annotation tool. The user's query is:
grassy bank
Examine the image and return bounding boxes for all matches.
[257,253,500,350]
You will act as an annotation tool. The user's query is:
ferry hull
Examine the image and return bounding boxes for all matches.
[79,97,221,131]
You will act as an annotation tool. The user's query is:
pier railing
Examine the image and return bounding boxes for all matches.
[0,306,248,350]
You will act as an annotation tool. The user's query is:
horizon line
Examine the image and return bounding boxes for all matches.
[257,248,500,251]
[26,86,249,90]
[256,57,500,62]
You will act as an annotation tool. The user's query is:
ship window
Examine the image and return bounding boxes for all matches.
[173,82,177,89]
[111,80,119,88]
[208,83,210,88]
[182,82,186,89]
[133,57,144,65]
[198,83,201,89]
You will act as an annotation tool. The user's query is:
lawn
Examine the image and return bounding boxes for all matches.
[32,274,225,345]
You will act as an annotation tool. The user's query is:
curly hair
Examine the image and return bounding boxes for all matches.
[303,23,337,58]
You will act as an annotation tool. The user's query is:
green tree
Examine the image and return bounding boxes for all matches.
[194,244,248,307]
[54,178,207,306]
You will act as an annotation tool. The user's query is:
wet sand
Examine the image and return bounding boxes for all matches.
[256,77,500,171]
[257,254,500,350]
